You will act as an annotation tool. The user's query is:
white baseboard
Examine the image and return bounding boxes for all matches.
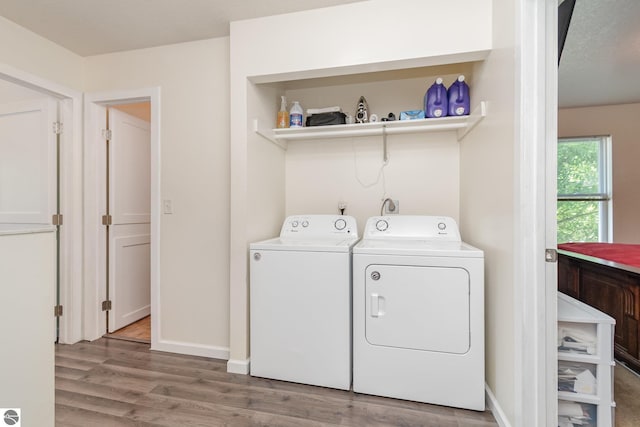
[227,358,250,375]
[151,339,229,360]
[486,384,512,427]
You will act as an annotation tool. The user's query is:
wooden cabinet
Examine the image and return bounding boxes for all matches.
[558,292,615,427]
[558,251,640,373]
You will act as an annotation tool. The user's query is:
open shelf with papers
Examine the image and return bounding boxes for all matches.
[558,292,615,427]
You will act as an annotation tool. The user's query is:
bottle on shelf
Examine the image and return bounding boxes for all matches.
[448,75,470,116]
[277,96,289,128]
[424,78,448,118]
[289,101,303,128]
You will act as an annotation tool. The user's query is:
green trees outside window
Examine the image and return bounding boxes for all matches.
[557,137,611,243]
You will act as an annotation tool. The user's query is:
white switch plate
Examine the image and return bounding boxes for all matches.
[163,199,172,214]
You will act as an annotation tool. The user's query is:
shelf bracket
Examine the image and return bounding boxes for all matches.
[253,119,287,150]
[457,101,487,141]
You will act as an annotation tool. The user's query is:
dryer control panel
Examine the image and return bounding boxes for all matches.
[363,215,461,241]
[280,215,358,238]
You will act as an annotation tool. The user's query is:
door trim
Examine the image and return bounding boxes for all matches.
[0,62,83,345]
[83,88,161,351]
[514,0,558,425]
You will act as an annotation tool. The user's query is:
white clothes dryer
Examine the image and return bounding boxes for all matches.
[352,215,485,410]
[250,215,358,390]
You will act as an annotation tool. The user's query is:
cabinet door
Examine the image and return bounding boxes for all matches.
[580,267,639,360]
[558,255,579,297]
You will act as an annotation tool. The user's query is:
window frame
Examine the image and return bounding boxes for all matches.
[557,135,612,242]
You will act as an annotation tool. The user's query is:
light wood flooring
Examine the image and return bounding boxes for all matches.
[106,316,151,342]
[55,338,499,426]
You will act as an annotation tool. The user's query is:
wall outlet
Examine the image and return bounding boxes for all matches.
[384,199,399,214]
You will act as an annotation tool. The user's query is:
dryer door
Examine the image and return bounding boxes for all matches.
[365,264,470,354]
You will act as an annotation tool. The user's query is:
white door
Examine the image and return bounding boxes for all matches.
[365,264,470,354]
[0,98,59,341]
[107,108,151,332]
[0,99,57,225]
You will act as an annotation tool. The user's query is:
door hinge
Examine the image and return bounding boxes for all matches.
[52,214,63,226]
[53,122,63,135]
[54,305,63,317]
[545,248,558,263]
[102,129,112,140]
[102,300,112,311]
[102,214,112,226]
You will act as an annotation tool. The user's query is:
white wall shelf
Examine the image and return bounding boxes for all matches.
[558,292,616,427]
[254,101,487,150]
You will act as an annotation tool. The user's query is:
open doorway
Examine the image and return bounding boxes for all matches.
[103,102,152,342]
[83,88,160,349]
[557,0,640,425]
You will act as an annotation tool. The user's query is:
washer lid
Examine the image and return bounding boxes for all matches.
[353,239,483,257]
[250,236,360,252]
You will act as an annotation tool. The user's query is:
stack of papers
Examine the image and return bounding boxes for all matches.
[558,401,595,427]
[558,326,597,355]
[558,364,597,394]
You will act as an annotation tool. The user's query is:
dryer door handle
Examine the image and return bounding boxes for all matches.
[370,293,385,317]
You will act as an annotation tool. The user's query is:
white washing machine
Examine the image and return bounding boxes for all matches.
[250,215,359,390]
[352,215,485,410]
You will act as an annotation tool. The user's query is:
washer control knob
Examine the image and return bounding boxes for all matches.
[438,222,446,230]
[334,218,347,230]
[376,219,389,231]
[371,271,381,281]
[292,220,299,228]
[253,253,261,261]
[302,220,309,228]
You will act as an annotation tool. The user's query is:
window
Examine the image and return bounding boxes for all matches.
[557,136,612,243]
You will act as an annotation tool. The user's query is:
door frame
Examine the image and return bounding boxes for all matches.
[514,0,558,425]
[83,87,161,349]
[0,62,83,345]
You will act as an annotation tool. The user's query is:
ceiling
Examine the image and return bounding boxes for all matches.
[558,0,640,108]
[0,0,638,108]
[0,0,364,56]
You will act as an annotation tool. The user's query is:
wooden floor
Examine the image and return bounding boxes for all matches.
[55,338,498,426]
[106,316,151,342]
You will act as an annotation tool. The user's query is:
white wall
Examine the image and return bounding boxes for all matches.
[283,69,471,229]
[0,16,83,91]
[84,38,231,353]
[459,0,517,423]
[230,0,492,371]
[559,103,640,243]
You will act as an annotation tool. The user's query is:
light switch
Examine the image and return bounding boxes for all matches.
[163,199,173,214]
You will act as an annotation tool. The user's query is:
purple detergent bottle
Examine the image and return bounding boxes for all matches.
[424,78,448,118]
[448,75,470,116]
